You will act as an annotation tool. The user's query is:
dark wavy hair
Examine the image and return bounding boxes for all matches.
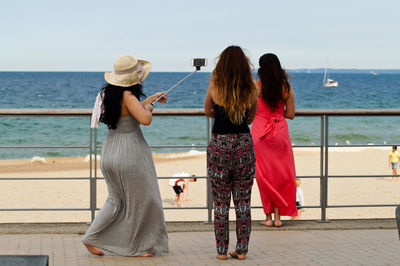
[99,83,146,129]
[258,53,291,111]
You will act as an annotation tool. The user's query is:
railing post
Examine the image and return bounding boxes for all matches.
[91,128,98,222]
[205,117,213,224]
[89,126,94,223]
[322,115,330,222]
[317,115,325,222]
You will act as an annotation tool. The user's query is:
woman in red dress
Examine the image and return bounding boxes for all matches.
[251,53,297,227]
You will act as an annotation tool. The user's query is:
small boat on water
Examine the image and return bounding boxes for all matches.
[323,62,338,87]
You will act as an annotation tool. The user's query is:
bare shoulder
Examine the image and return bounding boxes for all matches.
[208,79,216,92]
[208,80,222,104]
[123,91,138,103]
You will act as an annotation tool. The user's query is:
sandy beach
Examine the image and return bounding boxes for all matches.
[0,147,399,223]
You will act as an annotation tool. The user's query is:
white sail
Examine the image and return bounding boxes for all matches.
[323,61,338,87]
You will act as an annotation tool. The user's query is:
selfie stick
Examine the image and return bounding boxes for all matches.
[152,59,207,104]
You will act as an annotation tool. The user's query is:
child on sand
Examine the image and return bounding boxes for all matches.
[291,178,305,220]
[389,145,400,181]
[169,172,187,207]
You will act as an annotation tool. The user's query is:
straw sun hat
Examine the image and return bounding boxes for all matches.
[90,54,152,128]
[104,54,152,87]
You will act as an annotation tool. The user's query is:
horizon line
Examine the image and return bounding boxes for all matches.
[1,68,400,73]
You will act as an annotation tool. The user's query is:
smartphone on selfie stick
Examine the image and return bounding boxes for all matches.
[152,58,208,104]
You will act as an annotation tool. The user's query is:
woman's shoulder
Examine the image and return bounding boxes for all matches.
[208,80,222,105]
[122,90,140,103]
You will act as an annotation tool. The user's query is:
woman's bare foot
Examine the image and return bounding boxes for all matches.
[274,220,283,227]
[136,253,155,257]
[216,254,227,260]
[84,243,104,256]
[229,251,246,260]
[260,220,273,227]
[273,208,282,227]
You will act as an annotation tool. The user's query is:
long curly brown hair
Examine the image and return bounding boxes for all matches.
[258,53,291,111]
[211,46,257,125]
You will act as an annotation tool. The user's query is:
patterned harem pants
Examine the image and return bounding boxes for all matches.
[207,133,256,255]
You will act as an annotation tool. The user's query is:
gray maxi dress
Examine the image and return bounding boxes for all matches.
[82,115,169,256]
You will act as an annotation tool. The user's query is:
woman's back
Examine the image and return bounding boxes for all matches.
[256,96,284,118]
[212,101,250,134]
[108,115,140,134]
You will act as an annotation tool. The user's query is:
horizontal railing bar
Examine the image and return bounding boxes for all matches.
[88,205,321,210]
[96,176,209,180]
[150,145,207,149]
[96,145,207,149]
[296,109,400,116]
[155,176,207,180]
[3,204,393,212]
[4,144,398,150]
[237,205,321,209]
[292,145,323,148]
[0,146,89,149]
[0,176,208,181]
[0,208,90,211]
[6,144,395,150]
[91,207,209,211]
[0,177,90,180]
[328,144,400,148]
[163,207,207,210]
[327,204,398,208]
[1,108,400,116]
[327,175,396,178]
[3,143,398,150]
[296,176,323,179]
[0,175,392,181]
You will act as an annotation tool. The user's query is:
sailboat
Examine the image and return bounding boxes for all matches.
[323,62,338,87]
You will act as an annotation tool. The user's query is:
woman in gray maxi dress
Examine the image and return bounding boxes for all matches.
[83,54,168,257]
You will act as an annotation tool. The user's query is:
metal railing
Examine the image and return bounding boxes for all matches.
[1,108,399,223]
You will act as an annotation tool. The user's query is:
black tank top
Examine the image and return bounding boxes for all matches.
[212,101,250,134]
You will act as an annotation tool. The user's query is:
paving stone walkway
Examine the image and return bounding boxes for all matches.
[0,229,399,265]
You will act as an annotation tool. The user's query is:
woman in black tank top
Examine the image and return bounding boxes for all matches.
[211,101,250,134]
[204,46,258,260]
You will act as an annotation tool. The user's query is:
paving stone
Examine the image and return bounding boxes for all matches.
[0,230,399,265]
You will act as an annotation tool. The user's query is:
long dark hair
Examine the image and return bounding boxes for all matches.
[212,45,257,125]
[99,83,146,129]
[258,53,290,111]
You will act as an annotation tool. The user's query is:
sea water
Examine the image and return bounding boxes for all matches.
[0,71,399,159]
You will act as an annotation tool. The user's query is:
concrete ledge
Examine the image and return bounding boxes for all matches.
[0,219,396,234]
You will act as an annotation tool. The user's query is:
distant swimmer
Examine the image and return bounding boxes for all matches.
[389,145,400,181]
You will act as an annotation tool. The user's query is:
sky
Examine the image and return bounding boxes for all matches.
[1,0,399,72]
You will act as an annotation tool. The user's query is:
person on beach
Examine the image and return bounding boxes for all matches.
[169,172,197,205]
[204,46,258,260]
[389,145,400,181]
[82,54,168,257]
[169,172,187,207]
[291,178,305,220]
[251,53,297,227]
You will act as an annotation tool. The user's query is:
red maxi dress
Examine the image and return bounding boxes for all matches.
[251,95,298,217]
